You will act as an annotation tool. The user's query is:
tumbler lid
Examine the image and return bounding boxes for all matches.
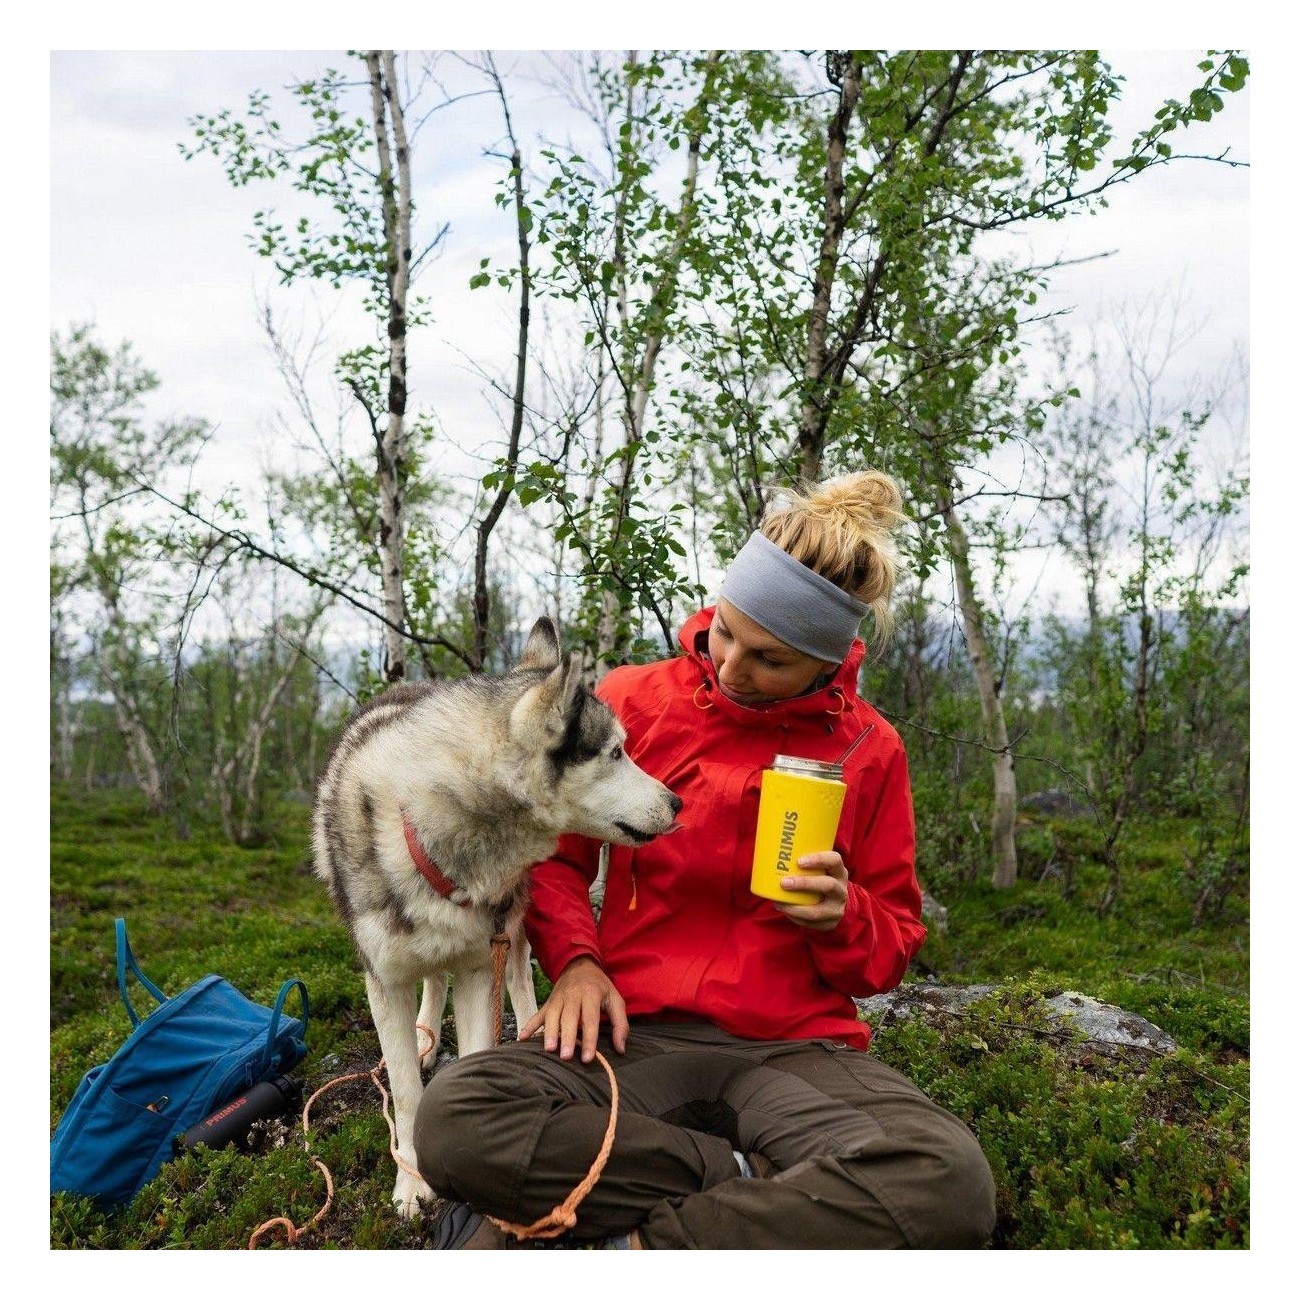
[772,754,844,781]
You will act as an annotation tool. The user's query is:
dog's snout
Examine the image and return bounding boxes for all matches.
[667,791,683,817]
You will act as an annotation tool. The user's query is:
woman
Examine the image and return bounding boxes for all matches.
[415,471,996,1249]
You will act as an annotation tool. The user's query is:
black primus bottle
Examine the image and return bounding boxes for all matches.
[176,1075,302,1151]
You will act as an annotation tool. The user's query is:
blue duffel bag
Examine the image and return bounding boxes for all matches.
[51,917,309,1208]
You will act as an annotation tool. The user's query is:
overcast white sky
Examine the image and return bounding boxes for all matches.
[49,47,1249,444]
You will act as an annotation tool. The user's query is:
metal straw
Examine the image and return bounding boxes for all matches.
[835,723,876,767]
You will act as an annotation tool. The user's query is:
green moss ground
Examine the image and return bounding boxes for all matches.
[50,786,1248,1249]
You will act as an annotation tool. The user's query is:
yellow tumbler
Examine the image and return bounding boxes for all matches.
[750,755,848,905]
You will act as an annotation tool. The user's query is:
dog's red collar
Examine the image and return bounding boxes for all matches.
[402,812,472,908]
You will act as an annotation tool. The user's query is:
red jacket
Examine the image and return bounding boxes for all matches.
[525,607,925,1049]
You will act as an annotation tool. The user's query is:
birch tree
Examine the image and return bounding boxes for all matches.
[362,51,414,683]
[1043,335,1123,646]
[673,49,1245,496]
[672,49,1246,887]
[194,576,333,845]
[50,326,209,813]
[50,561,79,784]
[512,51,724,668]
[589,50,722,669]
[466,52,536,673]
[1043,299,1248,913]
[186,52,444,685]
[936,487,1019,888]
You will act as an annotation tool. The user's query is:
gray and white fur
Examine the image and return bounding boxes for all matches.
[312,617,681,1216]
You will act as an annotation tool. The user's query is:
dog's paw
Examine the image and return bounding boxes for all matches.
[393,1168,436,1219]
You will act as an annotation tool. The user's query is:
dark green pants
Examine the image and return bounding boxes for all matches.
[414,1021,995,1249]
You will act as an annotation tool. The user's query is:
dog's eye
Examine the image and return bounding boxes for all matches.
[610,744,623,762]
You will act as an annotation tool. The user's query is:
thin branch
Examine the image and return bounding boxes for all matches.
[470,50,532,671]
[135,477,475,668]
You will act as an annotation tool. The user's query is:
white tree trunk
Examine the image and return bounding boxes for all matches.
[55,674,75,782]
[940,491,1018,889]
[111,684,164,813]
[236,639,309,844]
[799,54,861,482]
[210,619,320,845]
[96,596,165,813]
[78,480,166,810]
[367,51,411,683]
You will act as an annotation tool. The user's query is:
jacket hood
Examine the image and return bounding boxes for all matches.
[677,605,867,726]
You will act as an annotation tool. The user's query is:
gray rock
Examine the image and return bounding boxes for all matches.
[856,983,1176,1054]
[857,983,998,1021]
[1042,990,1177,1054]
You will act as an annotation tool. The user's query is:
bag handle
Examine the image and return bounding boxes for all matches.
[259,978,310,1076]
[115,917,168,1028]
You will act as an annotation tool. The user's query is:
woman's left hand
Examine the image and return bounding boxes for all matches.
[775,851,849,931]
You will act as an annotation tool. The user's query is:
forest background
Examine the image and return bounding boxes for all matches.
[44,36,1269,1270]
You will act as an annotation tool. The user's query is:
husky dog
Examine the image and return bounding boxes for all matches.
[313,617,681,1216]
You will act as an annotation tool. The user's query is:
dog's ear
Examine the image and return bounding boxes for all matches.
[551,651,585,723]
[536,651,585,730]
[515,616,562,673]
[510,651,586,744]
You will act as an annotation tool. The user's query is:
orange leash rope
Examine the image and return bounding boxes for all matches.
[247,1021,439,1248]
[247,1157,335,1250]
[482,930,620,1241]
[486,1048,619,1241]
[483,929,620,1240]
[249,929,621,1247]
[491,931,510,1047]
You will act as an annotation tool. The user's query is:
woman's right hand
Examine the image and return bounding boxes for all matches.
[519,956,629,1064]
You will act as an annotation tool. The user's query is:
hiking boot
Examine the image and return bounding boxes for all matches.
[427,1199,514,1249]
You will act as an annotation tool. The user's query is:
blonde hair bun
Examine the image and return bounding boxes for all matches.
[760,470,907,645]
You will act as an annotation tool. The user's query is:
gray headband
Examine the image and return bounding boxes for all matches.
[718,531,869,663]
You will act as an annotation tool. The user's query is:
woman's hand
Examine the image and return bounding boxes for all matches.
[518,956,629,1063]
[775,851,849,931]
